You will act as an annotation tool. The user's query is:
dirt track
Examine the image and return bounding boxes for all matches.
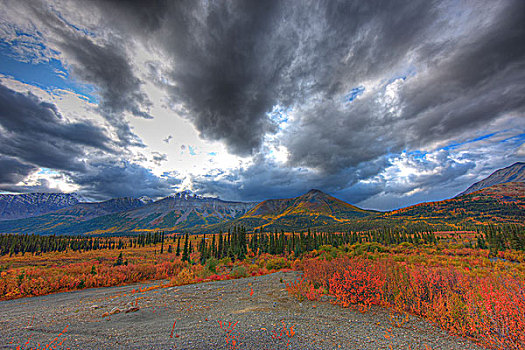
[0,271,484,350]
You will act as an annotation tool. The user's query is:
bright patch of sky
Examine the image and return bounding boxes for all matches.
[267,104,291,129]
[37,168,59,176]
[0,38,97,102]
[345,86,365,103]
[188,146,197,156]
[378,76,406,117]
[25,167,79,193]
[268,145,289,164]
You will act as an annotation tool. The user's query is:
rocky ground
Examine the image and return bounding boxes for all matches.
[0,271,485,350]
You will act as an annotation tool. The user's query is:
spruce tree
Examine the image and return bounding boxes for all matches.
[176,236,181,256]
[182,234,189,262]
[211,234,216,258]
[217,232,223,259]
[114,252,123,266]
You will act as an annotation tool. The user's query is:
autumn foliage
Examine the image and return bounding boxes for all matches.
[2,228,525,349]
[299,253,525,350]
[0,259,185,299]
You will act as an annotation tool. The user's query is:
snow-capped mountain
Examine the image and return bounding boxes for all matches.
[0,192,85,220]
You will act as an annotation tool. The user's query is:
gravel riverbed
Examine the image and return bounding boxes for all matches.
[0,271,485,350]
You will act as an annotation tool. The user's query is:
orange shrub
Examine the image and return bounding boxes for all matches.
[0,259,185,300]
[328,258,385,307]
[285,277,320,302]
[298,255,525,350]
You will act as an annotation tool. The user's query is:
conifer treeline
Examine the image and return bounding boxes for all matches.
[1,224,523,258]
[0,232,166,256]
[192,226,440,263]
[478,224,525,254]
[190,225,524,264]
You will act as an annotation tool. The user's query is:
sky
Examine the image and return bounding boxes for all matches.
[0,0,524,211]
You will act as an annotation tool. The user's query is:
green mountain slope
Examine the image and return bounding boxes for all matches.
[210,189,377,232]
[326,182,525,232]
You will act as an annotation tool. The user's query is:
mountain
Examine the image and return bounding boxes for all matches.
[0,192,85,220]
[90,193,256,233]
[374,182,525,228]
[1,171,523,236]
[0,197,150,235]
[0,192,255,235]
[460,162,525,196]
[217,189,377,232]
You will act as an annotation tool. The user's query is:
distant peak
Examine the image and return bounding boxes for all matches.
[305,189,325,196]
[137,196,153,204]
[165,191,204,200]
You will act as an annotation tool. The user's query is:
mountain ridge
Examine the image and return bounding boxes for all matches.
[0,163,523,235]
[0,193,256,235]
[459,162,525,196]
[0,192,85,220]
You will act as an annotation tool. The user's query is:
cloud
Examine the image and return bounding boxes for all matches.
[0,83,180,199]
[57,35,153,120]
[0,178,60,194]
[68,160,180,200]
[151,152,167,165]
[1,0,153,147]
[517,143,525,157]
[91,0,523,207]
[0,83,112,172]
[0,0,524,208]
[152,0,440,157]
[0,156,37,184]
[191,153,385,203]
[194,133,524,210]
[87,0,523,149]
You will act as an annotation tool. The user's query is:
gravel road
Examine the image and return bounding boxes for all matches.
[0,271,485,350]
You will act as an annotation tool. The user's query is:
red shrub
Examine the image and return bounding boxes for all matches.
[328,258,385,307]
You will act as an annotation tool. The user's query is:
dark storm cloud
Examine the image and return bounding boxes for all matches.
[153,0,440,156]
[58,35,152,147]
[0,156,37,184]
[0,84,112,172]
[42,1,525,160]
[23,0,153,147]
[68,160,180,200]
[400,2,525,148]
[161,0,289,156]
[192,154,386,203]
[59,36,153,119]
[76,0,434,157]
[0,86,180,199]
[93,0,169,33]
[146,0,524,206]
[3,0,525,207]
[282,0,525,173]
